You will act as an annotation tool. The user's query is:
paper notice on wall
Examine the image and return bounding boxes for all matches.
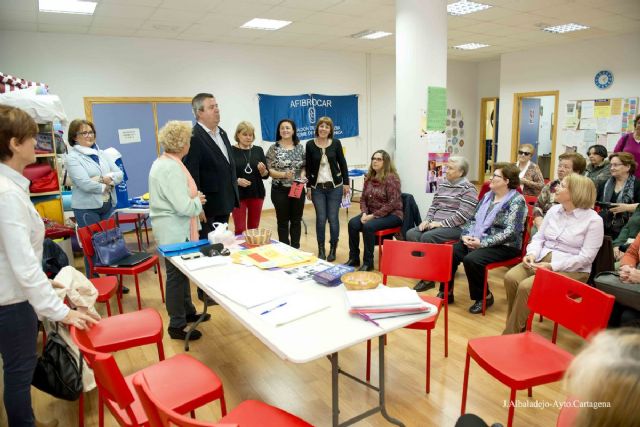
[607,133,621,151]
[118,128,141,144]
[611,99,623,115]
[426,86,447,131]
[594,103,611,119]
[427,132,446,152]
[597,133,607,146]
[607,115,623,133]
[580,118,596,130]
[581,100,595,118]
[596,117,608,134]
[566,101,577,117]
[584,129,597,144]
[564,117,579,130]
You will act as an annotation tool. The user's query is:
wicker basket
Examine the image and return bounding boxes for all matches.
[243,228,272,246]
[341,271,382,291]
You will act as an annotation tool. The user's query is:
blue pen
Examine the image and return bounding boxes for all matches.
[260,302,287,316]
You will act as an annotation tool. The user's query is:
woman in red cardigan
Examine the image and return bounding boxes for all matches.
[344,150,403,271]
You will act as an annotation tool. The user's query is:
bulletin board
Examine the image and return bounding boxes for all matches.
[560,97,638,154]
[84,97,194,198]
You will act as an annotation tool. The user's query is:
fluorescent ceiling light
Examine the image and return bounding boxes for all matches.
[351,30,392,40]
[542,23,589,34]
[39,0,97,15]
[240,18,291,31]
[453,43,489,50]
[447,1,492,16]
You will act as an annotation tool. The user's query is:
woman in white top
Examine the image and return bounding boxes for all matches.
[503,173,603,334]
[0,106,97,427]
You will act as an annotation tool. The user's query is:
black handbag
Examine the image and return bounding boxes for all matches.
[91,221,131,266]
[32,325,84,401]
[594,271,640,311]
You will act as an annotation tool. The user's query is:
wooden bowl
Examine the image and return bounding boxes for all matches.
[243,228,272,246]
[341,271,382,291]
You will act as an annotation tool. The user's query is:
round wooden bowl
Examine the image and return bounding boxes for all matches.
[243,228,272,246]
[341,271,382,291]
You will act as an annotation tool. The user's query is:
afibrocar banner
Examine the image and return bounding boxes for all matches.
[258,93,359,142]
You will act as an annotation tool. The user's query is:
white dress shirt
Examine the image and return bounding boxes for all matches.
[0,162,69,321]
[526,203,603,273]
[198,122,229,163]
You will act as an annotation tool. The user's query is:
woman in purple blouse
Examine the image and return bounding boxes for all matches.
[614,114,640,178]
[344,150,402,272]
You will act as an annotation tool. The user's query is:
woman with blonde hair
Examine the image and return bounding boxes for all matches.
[149,121,208,340]
[564,328,640,427]
[503,173,602,334]
[516,143,544,196]
[230,121,269,235]
[344,149,402,271]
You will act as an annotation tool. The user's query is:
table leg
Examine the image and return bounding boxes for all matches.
[378,335,404,426]
[330,353,340,427]
[183,298,209,352]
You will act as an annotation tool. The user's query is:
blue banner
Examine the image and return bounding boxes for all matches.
[258,93,358,142]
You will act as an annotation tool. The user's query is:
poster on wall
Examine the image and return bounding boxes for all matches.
[427,86,447,131]
[445,108,464,155]
[426,153,449,193]
[258,93,358,142]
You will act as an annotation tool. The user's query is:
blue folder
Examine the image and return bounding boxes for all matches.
[157,239,210,257]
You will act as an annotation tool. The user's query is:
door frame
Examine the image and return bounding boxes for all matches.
[510,90,559,179]
[478,97,498,182]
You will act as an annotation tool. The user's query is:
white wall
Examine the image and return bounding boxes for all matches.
[497,32,640,178]
[0,30,397,209]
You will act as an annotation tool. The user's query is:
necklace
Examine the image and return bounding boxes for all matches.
[241,147,253,174]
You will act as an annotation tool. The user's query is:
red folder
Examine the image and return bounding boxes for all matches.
[288,181,304,199]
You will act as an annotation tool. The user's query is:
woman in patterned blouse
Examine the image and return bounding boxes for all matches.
[516,143,544,196]
[448,162,527,314]
[344,150,403,272]
[266,119,306,248]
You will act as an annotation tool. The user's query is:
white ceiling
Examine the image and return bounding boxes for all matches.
[0,0,638,61]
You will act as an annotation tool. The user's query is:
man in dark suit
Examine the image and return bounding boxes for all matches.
[184,93,239,304]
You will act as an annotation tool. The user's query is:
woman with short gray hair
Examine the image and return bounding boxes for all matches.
[407,156,478,291]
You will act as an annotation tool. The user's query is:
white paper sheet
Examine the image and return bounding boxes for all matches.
[250,293,330,327]
[581,100,595,119]
[204,268,298,308]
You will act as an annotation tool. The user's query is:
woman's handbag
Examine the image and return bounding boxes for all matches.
[594,271,640,311]
[32,325,84,401]
[91,221,131,266]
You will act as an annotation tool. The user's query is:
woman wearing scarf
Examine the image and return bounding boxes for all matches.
[66,119,124,276]
[447,162,526,314]
[149,121,208,340]
[503,174,602,334]
[596,152,640,239]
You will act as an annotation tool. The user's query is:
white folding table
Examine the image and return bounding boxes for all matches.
[168,256,432,426]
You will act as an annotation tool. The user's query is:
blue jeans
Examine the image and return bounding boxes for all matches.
[74,201,114,276]
[0,301,38,427]
[348,214,402,265]
[311,185,343,244]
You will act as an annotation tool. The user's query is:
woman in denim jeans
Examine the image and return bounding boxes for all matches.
[305,117,350,261]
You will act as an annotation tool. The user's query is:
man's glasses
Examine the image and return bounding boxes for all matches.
[77,131,95,137]
[371,157,383,161]
[518,151,532,156]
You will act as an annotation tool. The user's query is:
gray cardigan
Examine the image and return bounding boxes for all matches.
[66,147,123,210]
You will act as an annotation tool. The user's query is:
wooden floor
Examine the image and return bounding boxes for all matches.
[21,206,585,427]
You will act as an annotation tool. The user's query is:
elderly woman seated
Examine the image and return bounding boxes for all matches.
[448,162,527,314]
[503,174,603,334]
[406,156,478,292]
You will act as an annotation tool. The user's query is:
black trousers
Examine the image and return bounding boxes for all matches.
[271,185,305,248]
[348,214,402,265]
[450,241,520,301]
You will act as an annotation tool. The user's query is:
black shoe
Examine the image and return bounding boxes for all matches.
[469,293,494,314]
[168,327,202,340]
[413,280,435,292]
[358,264,374,272]
[120,286,130,294]
[318,244,326,260]
[197,293,218,306]
[186,312,211,323]
[436,290,455,304]
[327,243,337,262]
[344,258,360,267]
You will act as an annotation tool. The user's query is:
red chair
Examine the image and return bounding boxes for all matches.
[460,268,614,427]
[118,213,150,251]
[78,218,164,310]
[365,240,453,393]
[373,226,402,270]
[479,214,531,315]
[72,330,226,427]
[70,309,166,426]
[91,276,122,316]
[133,371,313,427]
